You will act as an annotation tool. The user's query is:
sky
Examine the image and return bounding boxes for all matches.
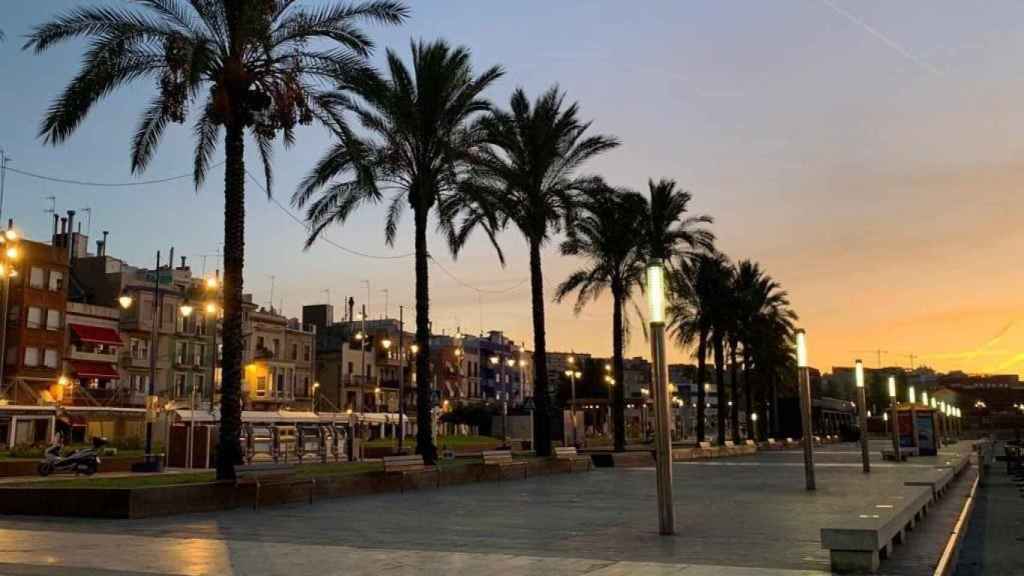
[1,1,1024,376]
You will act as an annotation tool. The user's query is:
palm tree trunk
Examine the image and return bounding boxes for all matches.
[771,376,780,438]
[528,239,551,456]
[743,350,753,440]
[696,329,707,442]
[729,342,739,441]
[414,206,437,465]
[216,121,245,481]
[713,332,726,445]
[612,281,626,452]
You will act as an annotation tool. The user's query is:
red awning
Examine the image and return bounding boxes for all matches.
[70,360,120,380]
[69,323,123,346]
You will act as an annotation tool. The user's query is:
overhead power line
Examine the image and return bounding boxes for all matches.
[6,163,224,187]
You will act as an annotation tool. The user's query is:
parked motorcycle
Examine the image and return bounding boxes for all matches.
[37,437,108,477]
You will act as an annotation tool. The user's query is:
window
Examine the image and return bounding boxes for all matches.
[303,376,310,397]
[24,347,40,367]
[256,336,265,351]
[43,349,58,368]
[174,373,187,397]
[130,374,148,393]
[5,347,16,366]
[303,345,310,362]
[195,344,205,367]
[26,307,42,329]
[46,309,61,331]
[29,267,45,289]
[175,341,188,365]
[48,271,64,292]
[256,376,267,397]
[348,362,354,375]
[197,317,207,336]
[130,338,149,361]
[194,373,205,395]
[291,343,298,360]
[273,339,280,357]
[276,371,286,396]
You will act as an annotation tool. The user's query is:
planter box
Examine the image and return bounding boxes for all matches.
[0,458,590,519]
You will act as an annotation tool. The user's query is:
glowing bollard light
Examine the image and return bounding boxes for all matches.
[646,260,674,535]
[855,360,870,472]
[795,329,815,490]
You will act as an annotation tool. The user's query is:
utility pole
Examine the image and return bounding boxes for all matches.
[0,149,11,224]
[146,251,162,462]
[359,304,367,411]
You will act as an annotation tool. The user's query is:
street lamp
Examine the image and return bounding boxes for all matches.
[312,381,320,412]
[118,293,134,309]
[921,390,928,408]
[794,329,815,490]
[179,299,194,318]
[751,411,759,440]
[855,359,869,472]
[888,375,900,460]
[908,385,916,405]
[564,368,582,447]
[646,259,674,535]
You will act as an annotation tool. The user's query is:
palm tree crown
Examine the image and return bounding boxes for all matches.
[642,178,714,264]
[293,39,502,464]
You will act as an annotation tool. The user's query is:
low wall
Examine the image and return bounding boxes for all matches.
[0,459,589,519]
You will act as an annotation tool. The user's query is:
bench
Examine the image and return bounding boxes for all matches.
[234,463,315,511]
[821,485,933,573]
[382,455,437,492]
[759,437,782,450]
[553,446,591,472]
[905,466,955,500]
[696,441,715,458]
[784,437,800,448]
[482,450,527,481]
[723,440,739,456]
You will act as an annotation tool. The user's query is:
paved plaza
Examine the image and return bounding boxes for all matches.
[0,441,978,575]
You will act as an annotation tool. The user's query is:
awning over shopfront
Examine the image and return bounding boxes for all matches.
[69,323,123,346]
[70,360,120,379]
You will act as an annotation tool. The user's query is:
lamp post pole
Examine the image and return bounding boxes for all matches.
[398,306,405,452]
[647,260,674,535]
[145,251,161,460]
[796,329,815,490]
[855,360,870,473]
[888,376,900,460]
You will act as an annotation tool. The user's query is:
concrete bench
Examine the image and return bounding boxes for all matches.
[723,440,739,456]
[784,437,800,449]
[905,466,955,500]
[759,438,782,450]
[821,485,933,573]
[482,449,527,480]
[744,439,757,453]
[696,441,715,458]
[234,462,314,511]
[382,455,437,492]
[553,446,591,472]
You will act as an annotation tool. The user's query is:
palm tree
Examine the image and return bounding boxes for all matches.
[705,256,735,445]
[641,179,714,264]
[668,252,728,442]
[448,86,618,456]
[556,185,647,451]
[294,40,502,465]
[26,0,408,480]
[735,261,796,439]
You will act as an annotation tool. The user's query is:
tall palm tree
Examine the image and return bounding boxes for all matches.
[294,40,502,465]
[556,185,646,451]
[704,256,735,445]
[447,86,618,456]
[669,252,729,442]
[736,261,797,439]
[26,1,407,480]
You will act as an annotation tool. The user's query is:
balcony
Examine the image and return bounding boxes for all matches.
[68,346,118,364]
[120,352,150,369]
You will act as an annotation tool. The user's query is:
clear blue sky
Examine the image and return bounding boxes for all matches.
[2,1,1024,373]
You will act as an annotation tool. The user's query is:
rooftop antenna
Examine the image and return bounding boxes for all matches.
[0,148,11,223]
[43,196,56,217]
[79,207,92,237]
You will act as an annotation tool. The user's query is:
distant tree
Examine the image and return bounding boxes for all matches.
[556,184,647,451]
[294,40,502,464]
[448,86,618,456]
[26,0,407,480]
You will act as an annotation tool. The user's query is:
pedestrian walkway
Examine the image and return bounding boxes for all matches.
[955,442,1024,575]
[0,441,980,575]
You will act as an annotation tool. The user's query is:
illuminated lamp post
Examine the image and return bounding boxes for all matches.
[888,376,900,460]
[855,360,870,473]
[796,329,815,490]
[647,259,674,535]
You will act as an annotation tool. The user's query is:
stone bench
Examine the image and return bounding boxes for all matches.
[821,485,933,573]
[382,455,438,492]
[482,449,527,481]
[783,437,800,449]
[696,441,716,459]
[759,438,783,450]
[905,466,955,500]
[553,446,591,472]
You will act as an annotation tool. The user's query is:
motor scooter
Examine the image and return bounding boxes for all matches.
[37,437,107,477]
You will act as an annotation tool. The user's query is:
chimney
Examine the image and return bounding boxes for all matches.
[52,214,59,238]
[180,256,187,269]
[347,297,354,322]
[101,231,108,256]
[66,211,76,260]
[60,217,67,236]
